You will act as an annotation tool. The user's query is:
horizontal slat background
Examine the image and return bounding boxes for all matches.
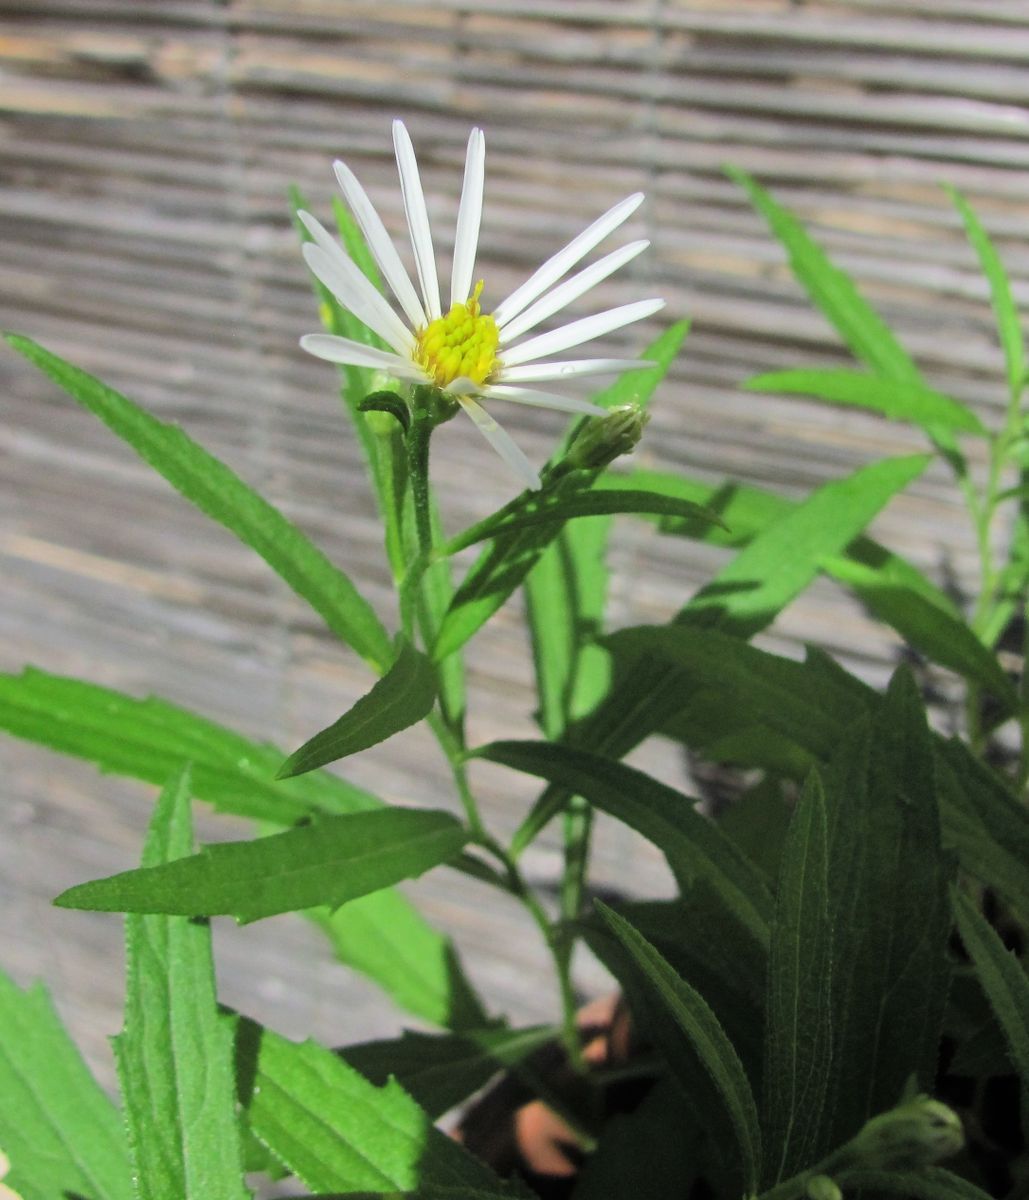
[2,0,1027,1089]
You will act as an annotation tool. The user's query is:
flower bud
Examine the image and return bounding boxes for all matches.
[566,403,650,470]
[846,1096,964,1171]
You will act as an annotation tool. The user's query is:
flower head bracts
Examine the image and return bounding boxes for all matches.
[299,120,663,489]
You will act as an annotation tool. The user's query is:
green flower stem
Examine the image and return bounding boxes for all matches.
[406,409,435,566]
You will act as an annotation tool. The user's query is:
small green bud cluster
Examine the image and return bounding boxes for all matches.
[844,1096,964,1172]
[566,402,650,470]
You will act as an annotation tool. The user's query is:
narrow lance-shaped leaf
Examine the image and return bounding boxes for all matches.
[55,807,468,924]
[5,334,393,672]
[0,968,132,1200]
[744,369,986,437]
[596,902,762,1196]
[278,640,436,779]
[480,740,773,946]
[952,887,1029,1088]
[0,668,486,1031]
[761,769,834,1185]
[947,186,1026,400]
[114,766,250,1200]
[234,1017,526,1197]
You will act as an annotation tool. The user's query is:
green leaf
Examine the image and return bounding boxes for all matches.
[824,556,1020,714]
[113,766,249,1200]
[0,968,132,1200]
[0,667,379,825]
[952,887,1029,1088]
[745,369,986,436]
[727,168,922,384]
[443,490,723,555]
[310,889,490,1032]
[235,1017,524,1196]
[479,740,773,947]
[0,668,485,1030]
[818,668,953,1153]
[947,186,1026,401]
[680,453,930,637]
[719,777,793,880]
[55,807,468,924]
[433,327,686,662]
[5,335,393,673]
[342,1025,553,1120]
[278,640,436,778]
[838,1167,995,1200]
[595,902,762,1195]
[761,770,833,1185]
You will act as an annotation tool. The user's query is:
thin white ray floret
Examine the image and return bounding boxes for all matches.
[483,384,605,415]
[332,160,427,329]
[393,119,442,320]
[496,357,656,383]
[451,128,486,307]
[500,299,665,367]
[299,334,426,380]
[457,394,541,491]
[301,239,414,355]
[492,192,645,328]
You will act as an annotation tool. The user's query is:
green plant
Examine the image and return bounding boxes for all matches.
[1,128,1027,1200]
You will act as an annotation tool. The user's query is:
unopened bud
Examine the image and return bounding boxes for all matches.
[566,403,650,470]
[806,1176,842,1200]
[846,1097,963,1171]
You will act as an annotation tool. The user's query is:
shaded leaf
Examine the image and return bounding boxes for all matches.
[342,1026,553,1120]
[5,334,392,672]
[0,969,131,1200]
[745,369,985,436]
[278,640,436,778]
[761,770,833,1185]
[479,740,773,946]
[952,888,1029,1088]
[595,902,762,1195]
[838,1167,995,1200]
[114,766,249,1199]
[56,808,467,924]
[235,1017,525,1196]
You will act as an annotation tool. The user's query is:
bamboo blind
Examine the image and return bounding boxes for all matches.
[2,0,1028,1084]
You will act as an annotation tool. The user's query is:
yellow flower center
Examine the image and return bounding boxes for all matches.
[416,281,499,389]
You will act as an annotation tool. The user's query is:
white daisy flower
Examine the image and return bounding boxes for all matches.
[299,120,663,490]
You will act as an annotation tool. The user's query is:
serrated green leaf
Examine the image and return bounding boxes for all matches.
[235,1017,525,1196]
[727,168,922,384]
[342,1025,553,1120]
[0,969,132,1200]
[56,808,467,924]
[479,740,773,946]
[5,335,392,672]
[0,667,379,824]
[278,640,436,778]
[595,902,762,1195]
[947,186,1026,401]
[114,767,249,1200]
[952,888,1029,1088]
[745,369,986,436]
[680,453,930,637]
[761,770,833,1185]
[0,668,484,1029]
[310,890,489,1031]
[818,669,953,1153]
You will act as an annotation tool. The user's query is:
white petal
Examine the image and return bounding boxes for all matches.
[498,240,649,345]
[457,395,541,490]
[393,119,442,320]
[301,239,415,356]
[451,128,486,307]
[483,383,605,415]
[497,357,657,383]
[501,299,665,367]
[492,192,645,327]
[332,161,427,329]
[300,334,426,380]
